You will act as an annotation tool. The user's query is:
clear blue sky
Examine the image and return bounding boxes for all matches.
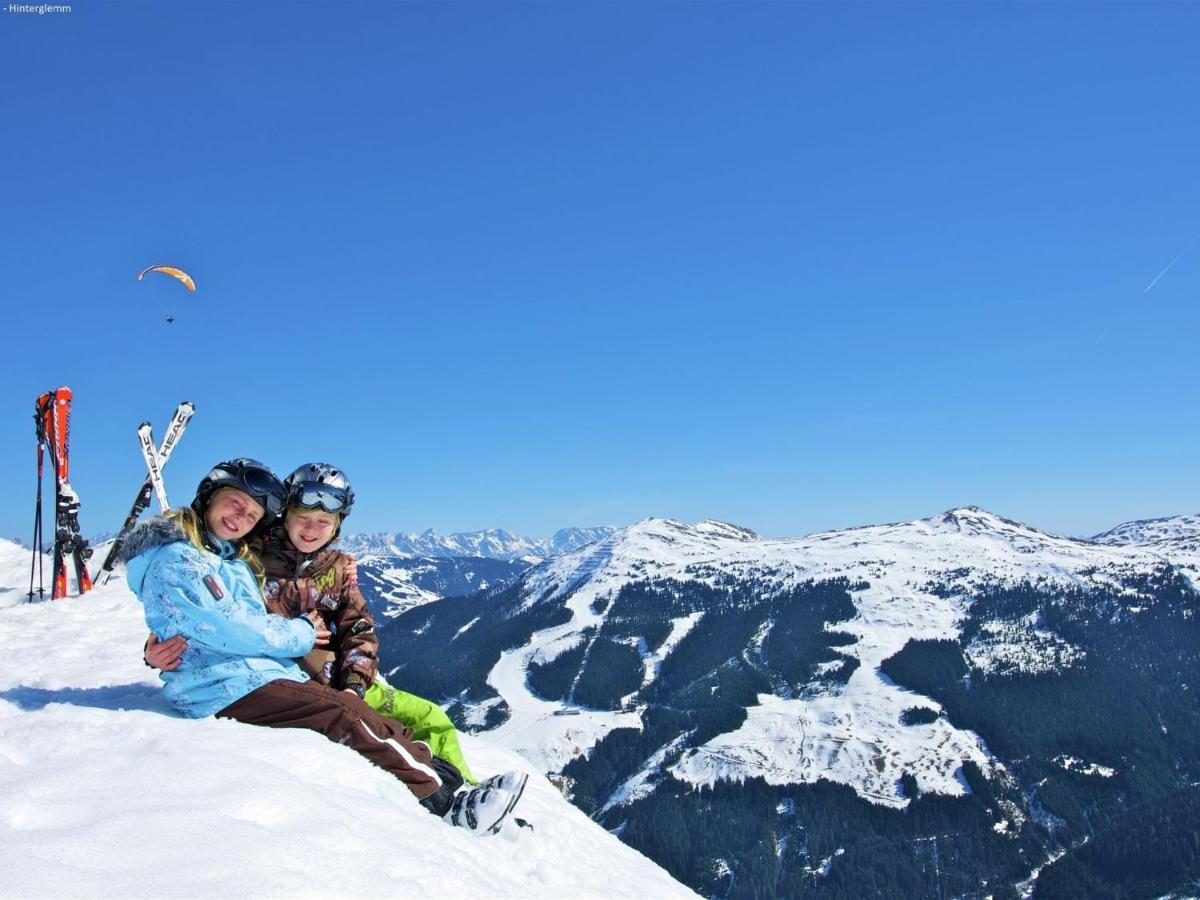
[2,1,1197,543]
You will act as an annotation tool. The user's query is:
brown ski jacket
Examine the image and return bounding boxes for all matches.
[255,526,379,695]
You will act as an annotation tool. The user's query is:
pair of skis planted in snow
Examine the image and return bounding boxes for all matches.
[30,387,93,600]
[26,397,193,594]
[93,402,195,582]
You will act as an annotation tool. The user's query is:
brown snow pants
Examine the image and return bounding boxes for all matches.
[217,678,461,813]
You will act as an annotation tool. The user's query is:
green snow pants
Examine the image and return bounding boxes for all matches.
[363,681,478,784]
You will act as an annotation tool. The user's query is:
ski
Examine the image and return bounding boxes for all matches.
[60,482,93,596]
[95,401,194,580]
[38,392,67,599]
[42,387,92,599]
[137,422,171,513]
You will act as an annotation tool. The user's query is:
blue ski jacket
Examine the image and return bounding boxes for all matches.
[123,517,316,718]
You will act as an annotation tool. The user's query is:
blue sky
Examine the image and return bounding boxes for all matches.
[2,1,1197,543]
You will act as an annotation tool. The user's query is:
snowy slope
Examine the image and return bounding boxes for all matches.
[0,541,693,899]
[1090,512,1200,546]
[356,555,528,618]
[0,539,36,606]
[476,508,1199,810]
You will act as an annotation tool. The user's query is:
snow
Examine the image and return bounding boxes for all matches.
[472,507,1200,810]
[362,561,443,616]
[1090,513,1200,546]
[599,731,695,816]
[8,499,1192,893]
[965,622,1086,677]
[485,562,643,772]
[339,526,618,562]
[1054,755,1116,778]
[641,611,704,688]
[0,542,694,899]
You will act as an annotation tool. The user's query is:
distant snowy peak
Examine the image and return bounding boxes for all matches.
[909,505,1095,553]
[606,517,762,562]
[437,528,539,560]
[926,505,1048,537]
[339,526,617,561]
[1090,513,1200,546]
[692,519,761,541]
[339,528,534,560]
[521,505,1200,615]
[521,517,771,605]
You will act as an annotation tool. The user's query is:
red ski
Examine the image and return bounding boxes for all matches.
[33,387,92,599]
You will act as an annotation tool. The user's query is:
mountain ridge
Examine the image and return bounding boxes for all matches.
[377,504,1200,896]
[339,525,618,561]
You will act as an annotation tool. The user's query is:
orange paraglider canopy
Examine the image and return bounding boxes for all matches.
[136,265,196,292]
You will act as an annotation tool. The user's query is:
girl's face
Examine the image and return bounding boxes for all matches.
[285,508,340,553]
[205,488,266,541]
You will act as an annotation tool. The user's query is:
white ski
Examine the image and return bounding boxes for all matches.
[137,422,171,513]
[97,401,195,579]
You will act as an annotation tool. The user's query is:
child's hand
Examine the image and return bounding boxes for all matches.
[144,633,188,671]
[344,557,359,588]
[304,610,332,648]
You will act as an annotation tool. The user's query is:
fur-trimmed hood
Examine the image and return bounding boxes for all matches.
[119,516,186,563]
[121,516,190,597]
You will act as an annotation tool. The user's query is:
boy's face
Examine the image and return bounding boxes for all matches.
[286,508,340,553]
[206,488,265,541]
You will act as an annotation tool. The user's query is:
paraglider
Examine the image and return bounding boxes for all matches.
[136,265,196,324]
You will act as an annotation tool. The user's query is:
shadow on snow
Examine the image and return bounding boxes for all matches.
[0,683,173,714]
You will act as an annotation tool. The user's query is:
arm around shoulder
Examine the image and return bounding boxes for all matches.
[142,544,317,660]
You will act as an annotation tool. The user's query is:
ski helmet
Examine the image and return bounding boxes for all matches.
[283,462,355,517]
[192,458,286,524]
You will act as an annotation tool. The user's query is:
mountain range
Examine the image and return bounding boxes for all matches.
[338,526,617,562]
[371,506,1200,898]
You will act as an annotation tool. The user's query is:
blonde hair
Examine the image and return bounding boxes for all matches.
[167,505,267,587]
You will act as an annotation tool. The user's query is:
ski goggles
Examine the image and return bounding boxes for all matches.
[210,459,286,518]
[289,483,351,514]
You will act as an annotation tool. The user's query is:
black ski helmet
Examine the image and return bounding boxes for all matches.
[191,458,286,526]
[283,462,355,517]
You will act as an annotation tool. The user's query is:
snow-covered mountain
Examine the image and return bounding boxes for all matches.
[356,555,530,618]
[1089,512,1200,546]
[341,527,614,617]
[381,506,1200,897]
[451,507,1194,804]
[340,525,617,562]
[0,539,693,899]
